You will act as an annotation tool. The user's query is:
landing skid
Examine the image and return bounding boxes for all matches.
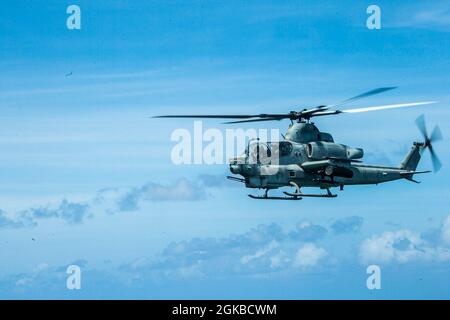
[283,189,337,198]
[248,188,302,200]
[285,181,337,198]
[247,182,337,200]
[248,194,302,200]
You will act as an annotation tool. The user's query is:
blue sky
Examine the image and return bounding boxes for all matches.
[1,0,450,299]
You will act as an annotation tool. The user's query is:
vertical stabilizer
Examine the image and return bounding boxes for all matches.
[400,142,423,171]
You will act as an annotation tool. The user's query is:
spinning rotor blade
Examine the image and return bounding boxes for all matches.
[429,145,442,172]
[415,114,443,172]
[224,117,284,124]
[342,101,436,114]
[415,114,428,138]
[430,126,443,142]
[328,87,397,107]
[153,114,260,119]
[153,113,292,121]
[153,88,437,123]
[342,87,397,103]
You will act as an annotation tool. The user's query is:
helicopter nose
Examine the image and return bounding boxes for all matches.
[230,164,241,174]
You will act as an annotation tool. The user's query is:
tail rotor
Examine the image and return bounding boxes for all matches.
[415,115,443,172]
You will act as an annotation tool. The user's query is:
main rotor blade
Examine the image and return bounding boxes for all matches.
[342,101,436,114]
[153,114,259,119]
[330,87,397,107]
[224,117,284,124]
[415,114,428,140]
[154,113,290,120]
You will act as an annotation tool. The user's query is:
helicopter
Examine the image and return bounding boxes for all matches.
[155,87,442,200]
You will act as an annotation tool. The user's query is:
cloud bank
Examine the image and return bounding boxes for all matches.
[0,175,229,228]
[359,217,450,264]
[120,222,331,278]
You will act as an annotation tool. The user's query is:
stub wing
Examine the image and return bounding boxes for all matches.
[301,159,356,178]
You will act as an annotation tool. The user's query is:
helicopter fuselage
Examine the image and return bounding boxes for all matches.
[228,122,426,194]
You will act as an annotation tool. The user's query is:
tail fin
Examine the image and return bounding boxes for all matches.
[400,142,424,171]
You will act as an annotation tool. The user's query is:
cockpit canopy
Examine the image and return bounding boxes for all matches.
[239,140,296,166]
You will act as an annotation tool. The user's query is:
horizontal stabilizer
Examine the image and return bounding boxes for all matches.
[400,170,431,183]
[399,170,431,176]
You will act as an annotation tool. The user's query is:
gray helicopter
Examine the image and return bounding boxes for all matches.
[155,87,442,200]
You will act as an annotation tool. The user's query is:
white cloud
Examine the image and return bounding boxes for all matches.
[33,263,50,273]
[413,7,450,27]
[441,216,450,245]
[390,4,450,31]
[117,178,208,211]
[0,209,29,228]
[269,251,290,269]
[359,217,450,265]
[331,216,364,235]
[0,175,219,227]
[240,241,278,264]
[118,222,333,278]
[293,243,327,269]
[289,221,328,241]
[20,199,91,225]
[360,230,425,264]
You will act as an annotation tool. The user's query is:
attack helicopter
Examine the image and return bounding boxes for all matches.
[155,87,442,200]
